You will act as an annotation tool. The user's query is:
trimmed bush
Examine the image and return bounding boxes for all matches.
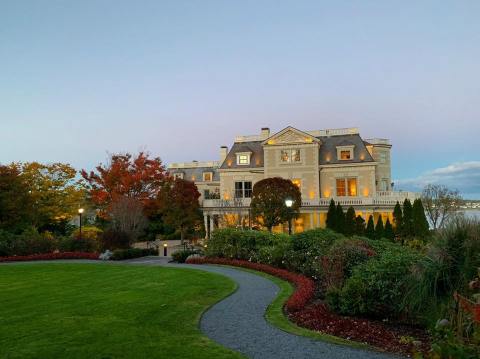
[0,228,57,257]
[337,247,423,319]
[0,252,99,262]
[205,228,289,260]
[111,248,157,260]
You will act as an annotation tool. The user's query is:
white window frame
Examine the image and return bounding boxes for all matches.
[336,145,355,161]
[173,173,184,180]
[236,152,251,165]
[280,148,302,164]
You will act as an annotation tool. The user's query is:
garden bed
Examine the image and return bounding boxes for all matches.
[0,252,99,262]
[186,256,430,357]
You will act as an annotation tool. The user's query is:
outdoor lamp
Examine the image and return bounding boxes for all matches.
[285,199,293,235]
[78,208,84,240]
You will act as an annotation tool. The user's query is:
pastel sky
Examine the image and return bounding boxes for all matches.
[1,1,479,198]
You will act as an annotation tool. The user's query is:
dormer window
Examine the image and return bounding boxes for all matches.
[236,152,251,165]
[336,145,355,161]
[173,172,184,180]
[203,172,213,182]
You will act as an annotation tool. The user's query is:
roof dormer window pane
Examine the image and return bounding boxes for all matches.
[340,150,351,160]
[236,153,251,165]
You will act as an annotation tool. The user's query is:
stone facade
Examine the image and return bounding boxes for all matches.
[168,126,418,236]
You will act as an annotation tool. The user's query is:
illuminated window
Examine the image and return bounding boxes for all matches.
[203,172,213,181]
[236,153,251,165]
[280,149,301,163]
[347,178,357,196]
[336,178,357,197]
[340,150,351,160]
[336,179,346,196]
[173,173,184,180]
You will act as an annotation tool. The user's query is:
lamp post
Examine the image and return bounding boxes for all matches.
[285,199,293,235]
[78,208,84,240]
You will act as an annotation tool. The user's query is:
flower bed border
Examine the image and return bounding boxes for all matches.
[0,252,99,262]
[185,257,315,312]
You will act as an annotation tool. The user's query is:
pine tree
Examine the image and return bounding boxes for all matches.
[412,198,429,238]
[355,215,365,236]
[384,218,395,241]
[344,206,356,237]
[375,216,385,239]
[335,203,345,234]
[366,215,375,239]
[326,199,337,230]
[393,201,403,236]
[403,199,414,237]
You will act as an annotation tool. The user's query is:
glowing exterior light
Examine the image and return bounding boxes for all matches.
[78,208,84,214]
[285,199,293,208]
[163,243,168,247]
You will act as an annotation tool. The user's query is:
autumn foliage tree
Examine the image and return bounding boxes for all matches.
[250,177,301,232]
[81,152,166,217]
[156,178,201,243]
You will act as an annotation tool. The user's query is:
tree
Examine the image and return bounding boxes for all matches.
[109,196,148,241]
[402,199,414,237]
[0,165,32,232]
[384,218,395,241]
[81,152,166,217]
[157,178,201,243]
[19,162,85,232]
[355,215,365,235]
[365,215,375,239]
[421,184,463,230]
[375,216,385,239]
[335,203,345,234]
[326,199,337,230]
[412,198,429,237]
[344,206,356,236]
[250,177,301,232]
[393,201,403,235]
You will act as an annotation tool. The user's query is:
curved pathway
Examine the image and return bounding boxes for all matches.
[127,257,398,359]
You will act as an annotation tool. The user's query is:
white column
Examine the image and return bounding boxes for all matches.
[209,215,215,235]
[204,214,209,239]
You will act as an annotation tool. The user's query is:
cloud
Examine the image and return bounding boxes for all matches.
[395,161,480,199]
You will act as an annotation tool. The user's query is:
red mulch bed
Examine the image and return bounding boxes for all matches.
[291,302,430,356]
[187,257,430,357]
[0,252,99,262]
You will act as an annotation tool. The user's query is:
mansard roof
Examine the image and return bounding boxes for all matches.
[220,141,264,169]
[317,134,374,165]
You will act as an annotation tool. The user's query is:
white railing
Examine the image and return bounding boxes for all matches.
[307,127,359,137]
[203,192,419,208]
[365,138,391,145]
[234,134,269,142]
[168,161,220,169]
[203,198,252,208]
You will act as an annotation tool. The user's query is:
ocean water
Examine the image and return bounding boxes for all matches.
[463,210,480,219]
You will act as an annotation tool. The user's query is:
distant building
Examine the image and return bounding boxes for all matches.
[168,126,418,236]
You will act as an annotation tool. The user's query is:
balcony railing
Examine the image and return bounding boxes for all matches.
[202,191,419,208]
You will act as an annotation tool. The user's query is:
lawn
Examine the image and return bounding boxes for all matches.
[0,263,244,359]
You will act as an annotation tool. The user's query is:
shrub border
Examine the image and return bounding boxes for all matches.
[0,252,99,262]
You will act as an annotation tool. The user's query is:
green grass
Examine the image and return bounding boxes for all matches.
[0,263,245,359]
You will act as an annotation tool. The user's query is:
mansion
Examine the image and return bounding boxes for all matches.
[168,126,418,235]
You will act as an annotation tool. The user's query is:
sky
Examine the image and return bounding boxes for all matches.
[1,1,479,198]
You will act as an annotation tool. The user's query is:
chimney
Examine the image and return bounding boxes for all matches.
[220,146,228,163]
[261,127,270,138]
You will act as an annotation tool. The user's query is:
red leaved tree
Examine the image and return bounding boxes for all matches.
[81,152,166,217]
[156,178,201,243]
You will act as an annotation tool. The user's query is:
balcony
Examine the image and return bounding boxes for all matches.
[202,191,418,209]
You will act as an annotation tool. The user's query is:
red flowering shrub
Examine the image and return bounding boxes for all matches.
[186,257,315,312]
[0,252,99,262]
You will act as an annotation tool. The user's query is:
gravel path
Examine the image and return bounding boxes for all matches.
[127,257,398,359]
